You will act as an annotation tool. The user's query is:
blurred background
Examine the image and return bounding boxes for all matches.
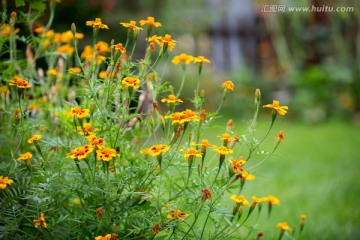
[7,0,360,239]
[22,0,360,123]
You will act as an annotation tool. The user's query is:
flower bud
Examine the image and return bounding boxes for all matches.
[255,88,261,105]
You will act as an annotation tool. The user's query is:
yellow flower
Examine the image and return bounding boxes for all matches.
[27,134,42,143]
[139,16,162,28]
[230,195,250,206]
[120,21,143,31]
[276,222,292,232]
[96,148,119,161]
[68,67,82,74]
[194,56,211,63]
[33,213,47,228]
[191,139,216,150]
[69,106,89,119]
[0,176,13,189]
[251,196,265,204]
[217,133,237,142]
[42,29,55,38]
[221,80,234,91]
[146,35,160,44]
[8,75,31,89]
[66,145,93,160]
[95,41,110,53]
[301,214,307,222]
[86,18,109,29]
[95,234,112,240]
[240,169,255,180]
[111,43,126,54]
[264,195,280,205]
[158,34,176,51]
[77,123,97,135]
[47,67,59,77]
[18,152,33,161]
[86,135,105,149]
[0,24,19,36]
[55,44,74,55]
[180,148,202,159]
[263,100,288,116]
[214,146,233,156]
[98,71,107,79]
[164,112,189,125]
[143,144,170,157]
[166,210,188,220]
[161,94,183,104]
[122,77,140,89]
[172,53,194,65]
[182,109,199,121]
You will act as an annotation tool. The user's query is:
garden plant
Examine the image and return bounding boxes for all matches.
[0,1,306,239]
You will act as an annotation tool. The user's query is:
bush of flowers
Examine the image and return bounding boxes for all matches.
[0,1,306,239]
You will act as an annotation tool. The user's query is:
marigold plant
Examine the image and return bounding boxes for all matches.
[0,2,305,240]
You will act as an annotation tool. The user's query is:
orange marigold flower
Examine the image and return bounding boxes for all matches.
[0,176,13,189]
[229,157,246,173]
[164,112,189,125]
[8,75,31,89]
[95,234,112,240]
[67,145,93,160]
[68,67,82,74]
[221,80,234,91]
[145,144,170,157]
[301,214,307,222]
[33,213,47,228]
[158,34,176,51]
[161,94,183,104]
[180,148,202,159]
[96,148,119,161]
[55,44,74,55]
[27,134,42,143]
[194,56,211,63]
[151,223,161,235]
[47,67,59,77]
[230,195,250,206]
[139,16,162,28]
[263,100,288,116]
[182,109,199,121]
[69,106,89,119]
[146,35,160,44]
[214,146,233,156]
[77,123,97,135]
[276,222,292,232]
[122,77,140,89]
[86,18,109,29]
[172,53,194,65]
[120,20,143,31]
[111,43,126,54]
[95,41,110,53]
[252,196,265,204]
[201,188,212,202]
[0,24,19,36]
[86,135,105,149]
[166,210,188,220]
[18,152,33,161]
[99,71,107,79]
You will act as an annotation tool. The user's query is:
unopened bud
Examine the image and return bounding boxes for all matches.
[10,11,17,21]
[255,88,261,105]
[71,23,76,35]
[200,90,205,98]
[200,109,207,123]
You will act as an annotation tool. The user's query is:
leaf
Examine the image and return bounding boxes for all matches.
[15,0,25,7]
[29,0,47,13]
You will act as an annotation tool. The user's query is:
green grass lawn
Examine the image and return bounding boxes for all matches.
[201,118,360,239]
